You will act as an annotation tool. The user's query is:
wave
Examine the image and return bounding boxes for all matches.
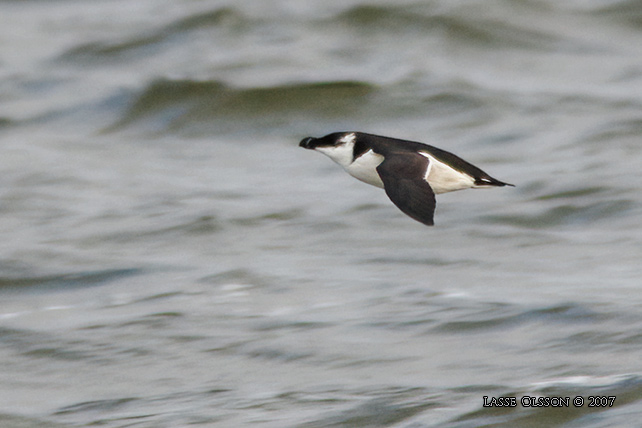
[105,79,377,134]
[432,302,606,333]
[589,0,642,27]
[59,7,245,62]
[0,117,13,127]
[103,76,509,136]
[333,4,584,51]
[482,199,635,228]
[455,374,642,427]
[0,268,143,292]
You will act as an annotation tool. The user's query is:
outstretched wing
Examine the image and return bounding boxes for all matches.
[376,153,436,226]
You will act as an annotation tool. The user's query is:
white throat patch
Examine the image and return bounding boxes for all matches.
[314,133,384,188]
[314,133,357,168]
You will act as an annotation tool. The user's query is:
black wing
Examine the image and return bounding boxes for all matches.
[376,154,436,226]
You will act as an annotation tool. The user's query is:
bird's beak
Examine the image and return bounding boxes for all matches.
[299,137,315,149]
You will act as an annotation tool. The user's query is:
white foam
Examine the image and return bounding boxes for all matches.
[530,374,635,389]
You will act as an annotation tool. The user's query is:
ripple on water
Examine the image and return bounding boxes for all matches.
[332,4,589,51]
[57,7,247,63]
[454,374,642,427]
[482,199,635,228]
[0,268,143,292]
[104,79,377,135]
[431,302,608,334]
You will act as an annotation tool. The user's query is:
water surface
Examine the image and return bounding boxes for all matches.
[1,0,642,426]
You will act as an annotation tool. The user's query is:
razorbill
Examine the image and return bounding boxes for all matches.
[299,132,513,226]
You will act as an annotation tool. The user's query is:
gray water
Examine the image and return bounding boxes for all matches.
[1,0,642,427]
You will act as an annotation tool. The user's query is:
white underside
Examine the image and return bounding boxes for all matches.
[344,149,385,188]
[419,152,475,194]
[315,143,385,188]
[316,141,482,194]
[345,150,476,194]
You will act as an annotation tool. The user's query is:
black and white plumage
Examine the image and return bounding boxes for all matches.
[299,132,513,226]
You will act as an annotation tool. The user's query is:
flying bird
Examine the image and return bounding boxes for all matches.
[299,132,513,226]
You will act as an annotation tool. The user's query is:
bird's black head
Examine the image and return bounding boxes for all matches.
[298,136,316,149]
[299,132,375,167]
[299,132,358,150]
